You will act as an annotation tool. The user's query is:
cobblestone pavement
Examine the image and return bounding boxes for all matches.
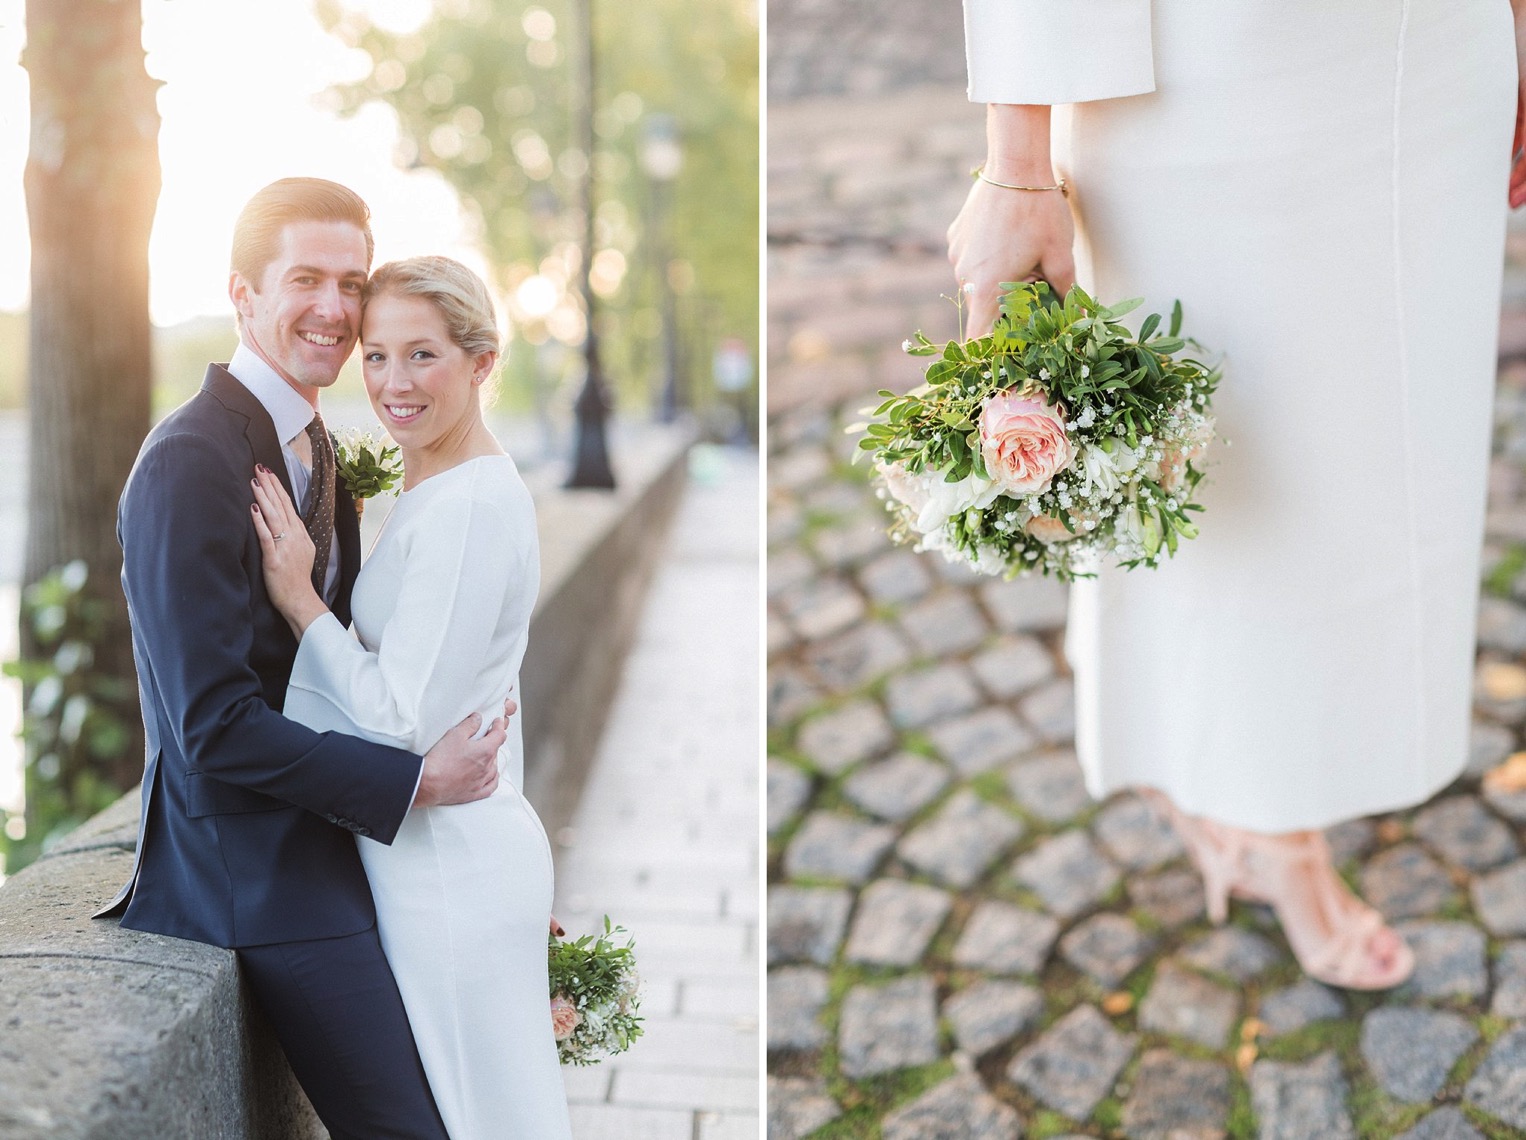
[555,445,759,1140]
[766,7,1526,1136]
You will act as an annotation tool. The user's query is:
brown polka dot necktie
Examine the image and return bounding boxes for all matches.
[304,415,336,597]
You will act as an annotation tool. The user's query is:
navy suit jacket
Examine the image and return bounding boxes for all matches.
[98,364,423,948]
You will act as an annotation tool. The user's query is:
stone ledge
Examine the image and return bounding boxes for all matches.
[0,847,318,1140]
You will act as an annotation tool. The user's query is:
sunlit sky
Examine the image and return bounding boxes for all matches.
[0,0,494,326]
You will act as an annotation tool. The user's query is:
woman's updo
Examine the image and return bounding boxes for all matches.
[364,256,502,359]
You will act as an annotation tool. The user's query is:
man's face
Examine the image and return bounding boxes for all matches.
[229,220,369,397]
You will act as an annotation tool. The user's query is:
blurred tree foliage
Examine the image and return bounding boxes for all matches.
[2,562,136,871]
[319,0,758,423]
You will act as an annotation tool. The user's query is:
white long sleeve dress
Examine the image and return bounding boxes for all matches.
[964,0,1517,832]
[283,455,573,1140]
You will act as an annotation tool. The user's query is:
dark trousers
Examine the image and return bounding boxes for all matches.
[239,927,449,1140]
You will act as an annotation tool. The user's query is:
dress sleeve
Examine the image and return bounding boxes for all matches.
[963,0,1156,105]
[287,489,525,757]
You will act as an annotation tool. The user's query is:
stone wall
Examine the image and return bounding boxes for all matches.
[520,425,695,837]
[0,425,692,1139]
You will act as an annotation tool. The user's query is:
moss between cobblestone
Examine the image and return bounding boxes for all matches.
[1090,1095,1123,1131]
[1484,542,1526,597]
[808,782,853,817]
[922,900,967,969]
[1462,1101,1526,1139]
[801,506,849,535]
[768,727,801,757]
[1476,1013,1514,1045]
[1226,1076,1256,1139]
[966,769,1011,807]
[1025,1110,1085,1138]
[1444,1034,1494,1096]
[1348,1080,1427,1138]
[888,785,958,836]
[1436,893,1480,923]
[812,1059,956,1140]
[894,729,938,758]
[1256,1012,1363,1063]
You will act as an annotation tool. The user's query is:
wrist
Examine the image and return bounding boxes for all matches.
[287,593,329,639]
[985,103,1055,185]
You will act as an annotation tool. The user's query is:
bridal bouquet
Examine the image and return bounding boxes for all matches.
[548,917,644,1066]
[334,429,403,518]
[857,281,1221,581]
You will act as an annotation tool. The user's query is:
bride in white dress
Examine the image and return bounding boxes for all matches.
[951,0,1521,988]
[250,255,574,1139]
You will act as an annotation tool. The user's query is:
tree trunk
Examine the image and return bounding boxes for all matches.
[22,0,160,792]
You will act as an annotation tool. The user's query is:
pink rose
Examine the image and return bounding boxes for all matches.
[979,390,1074,496]
[1025,514,1080,543]
[1156,448,1188,494]
[1156,413,1214,494]
[550,994,581,1041]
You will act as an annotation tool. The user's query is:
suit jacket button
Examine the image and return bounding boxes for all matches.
[357,827,371,838]
[325,814,339,823]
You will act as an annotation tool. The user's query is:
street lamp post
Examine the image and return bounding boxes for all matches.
[640,113,684,423]
[565,0,615,489]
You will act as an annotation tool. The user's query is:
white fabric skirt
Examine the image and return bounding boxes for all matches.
[1060,0,1517,832]
[360,783,574,1140]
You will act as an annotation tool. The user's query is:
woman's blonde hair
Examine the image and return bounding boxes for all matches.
[364,256,502,359]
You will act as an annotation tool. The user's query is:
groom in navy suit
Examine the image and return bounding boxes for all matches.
[98,178,500,1138]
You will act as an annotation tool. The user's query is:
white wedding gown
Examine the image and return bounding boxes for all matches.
[966,0,1517,831]
[283,454,573,1140]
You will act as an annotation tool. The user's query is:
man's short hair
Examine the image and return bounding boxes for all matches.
[230,177,375,287]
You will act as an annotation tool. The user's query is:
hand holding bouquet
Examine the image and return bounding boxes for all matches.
[858,281,1221,580]
[548,917,644,1066]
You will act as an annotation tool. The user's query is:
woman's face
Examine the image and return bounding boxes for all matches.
[360,291,492,451]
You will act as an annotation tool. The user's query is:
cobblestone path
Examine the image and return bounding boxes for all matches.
[766,5,1526,1135]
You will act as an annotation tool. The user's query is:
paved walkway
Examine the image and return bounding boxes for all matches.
[767,7,1526,1137]
[555,443,760,1140]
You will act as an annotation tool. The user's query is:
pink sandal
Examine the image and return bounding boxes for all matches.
[1143,791,1414,990]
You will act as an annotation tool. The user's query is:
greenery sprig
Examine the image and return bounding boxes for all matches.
[334,430,403,502]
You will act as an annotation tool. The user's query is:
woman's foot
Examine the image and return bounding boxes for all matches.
[1143,792,1414,991]
[1227,828,1413,990]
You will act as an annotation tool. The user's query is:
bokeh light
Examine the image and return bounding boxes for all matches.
[0,0,490,325]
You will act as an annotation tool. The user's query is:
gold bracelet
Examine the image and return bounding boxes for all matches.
[971,165,1069,197]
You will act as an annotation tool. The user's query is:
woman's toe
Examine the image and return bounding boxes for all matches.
[1369,927,1413,982]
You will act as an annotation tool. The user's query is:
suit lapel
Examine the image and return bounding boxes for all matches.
[204,364,361,626]
[201,364,298,507]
